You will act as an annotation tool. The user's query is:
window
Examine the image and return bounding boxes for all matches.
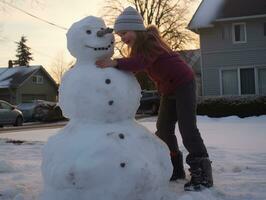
[264,22,266,36]
[221,67,256,95]
[258,68,266,95]
[240,68,255,95]
[0,102,12,110]
[32,75,44,84]
[221,69,238,95]
[232,23,246,43]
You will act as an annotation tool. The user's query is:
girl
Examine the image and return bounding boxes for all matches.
[96,6,213,191]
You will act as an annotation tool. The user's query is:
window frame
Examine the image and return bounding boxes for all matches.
[0,102,12,110]
[257,66,266,95]
[220,66,259,96]
[32,75,44,84]
[219,68,238,95]
[232,22,247,44]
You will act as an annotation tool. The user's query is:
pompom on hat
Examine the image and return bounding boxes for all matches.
[114,6,146,33]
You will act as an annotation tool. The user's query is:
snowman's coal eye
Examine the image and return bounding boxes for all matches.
[86,30,92,34]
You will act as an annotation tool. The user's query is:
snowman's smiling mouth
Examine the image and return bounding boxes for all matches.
[85,41,114,51]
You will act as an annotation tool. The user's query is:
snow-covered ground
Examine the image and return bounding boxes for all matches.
[0,115,266,200]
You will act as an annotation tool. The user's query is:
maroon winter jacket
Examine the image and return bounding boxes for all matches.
[116,52,194,95]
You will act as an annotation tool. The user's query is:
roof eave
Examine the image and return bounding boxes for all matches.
[215,14,266,22]
[17,65,58,89]
[188,0,205,33]
[39,66,58,88]
[187,24,215,33]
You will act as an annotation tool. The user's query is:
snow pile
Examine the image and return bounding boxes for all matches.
[0,160,15,173]
[0,115,266,200]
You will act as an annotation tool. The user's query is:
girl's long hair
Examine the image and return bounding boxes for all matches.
[128,25,173,61]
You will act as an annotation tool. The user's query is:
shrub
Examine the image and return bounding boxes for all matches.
[197,96,266,118]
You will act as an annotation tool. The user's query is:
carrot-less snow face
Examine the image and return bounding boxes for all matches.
[66,16,115,63]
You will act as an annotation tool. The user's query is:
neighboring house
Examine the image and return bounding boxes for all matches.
[0,65,58,105]
[179,49,202,96]
[188,0,266,96]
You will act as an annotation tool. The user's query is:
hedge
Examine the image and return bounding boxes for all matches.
[196,96,266,118]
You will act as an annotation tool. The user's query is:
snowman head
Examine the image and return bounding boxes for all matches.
[66,16,114,62]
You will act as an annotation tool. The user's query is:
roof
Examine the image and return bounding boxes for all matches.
[0,65,56,89]
[217,0,266,19]
[0,68,7,74]
[188,0,266,31]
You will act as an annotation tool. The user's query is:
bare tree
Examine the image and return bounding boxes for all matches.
[101,0,200,90]
[48,52,74,84]
[0,0,43,11]
[102,0,199,52]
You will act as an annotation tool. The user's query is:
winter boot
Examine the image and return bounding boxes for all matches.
[184,157,213,191]
[169,151,186,181]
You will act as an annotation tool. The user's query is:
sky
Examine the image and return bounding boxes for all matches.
[0,0,106,71]
[0,115,266,199]
[0,0,200,76]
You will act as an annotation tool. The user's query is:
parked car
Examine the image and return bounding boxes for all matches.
[0,100,23,127]
[17,100,64,122]
[137,90,160,115]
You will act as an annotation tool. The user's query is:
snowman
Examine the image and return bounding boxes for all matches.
[40,16,177,200]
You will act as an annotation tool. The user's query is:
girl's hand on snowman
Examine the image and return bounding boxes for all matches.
[96,58,118,68]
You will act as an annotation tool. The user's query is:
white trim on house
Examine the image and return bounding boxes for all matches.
[232,22,247,44]
[237,68,241,94]
[254,67,259,94]
[219,68,223,96]
[219,65,266,96]
[255,64,266,94]
[215,14,266,22]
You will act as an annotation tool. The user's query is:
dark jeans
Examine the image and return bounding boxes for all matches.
[155,79,209,163]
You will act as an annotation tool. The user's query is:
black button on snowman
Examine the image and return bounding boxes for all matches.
[40,16,177,200]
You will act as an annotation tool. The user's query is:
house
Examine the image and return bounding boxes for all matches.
[0,65,58,105]
[188,0,266,96]
[179,49,202,96]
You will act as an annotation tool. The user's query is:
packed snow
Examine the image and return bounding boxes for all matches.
[39,15,174,200]
[0,115,266,200]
